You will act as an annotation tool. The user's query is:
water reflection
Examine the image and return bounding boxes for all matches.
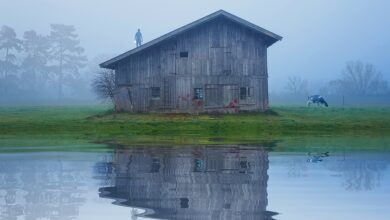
[306,151,329,163]
[325,153,388,191]
[268,151,390,192]
[0,144,389,220]
[0,153,88,220]
[98,145,278,220]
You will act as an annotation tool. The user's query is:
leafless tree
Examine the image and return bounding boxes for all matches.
[285,75,308,95]
[330,61,388,95]
[92,70,116,105]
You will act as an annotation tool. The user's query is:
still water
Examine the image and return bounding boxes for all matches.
[0,144,389,220]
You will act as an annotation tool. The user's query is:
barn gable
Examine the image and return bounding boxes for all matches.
[100,10,282,69]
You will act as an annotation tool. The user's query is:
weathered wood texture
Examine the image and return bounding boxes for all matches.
[99,145,270,220]
[114,17,270,113]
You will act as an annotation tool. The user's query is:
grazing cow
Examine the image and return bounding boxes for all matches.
[307,95,328,107]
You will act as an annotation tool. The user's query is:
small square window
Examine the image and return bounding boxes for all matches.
[151,87,160,98]
[180,51,188,58]
[180,198,189,208]
[194,88,203,99]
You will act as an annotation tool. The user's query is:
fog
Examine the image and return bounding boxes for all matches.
[1,0,389,105]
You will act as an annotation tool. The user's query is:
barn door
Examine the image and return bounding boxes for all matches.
[223,85,239,107]
[132,87,149,112]
[163,77,175,110]
[176,76,192,110]
[205,84,223,107]
[205,84,239,108]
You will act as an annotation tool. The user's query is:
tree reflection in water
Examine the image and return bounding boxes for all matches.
[325,153,388,191]
[279,151,389,191]
[98,144,278,220]
[0,154,87,220]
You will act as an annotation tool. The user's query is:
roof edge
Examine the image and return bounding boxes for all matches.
[100,10,282,69]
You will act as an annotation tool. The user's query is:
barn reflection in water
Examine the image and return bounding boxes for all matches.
[98,144,278,220]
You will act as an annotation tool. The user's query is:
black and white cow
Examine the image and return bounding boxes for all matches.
[307,95,328,107]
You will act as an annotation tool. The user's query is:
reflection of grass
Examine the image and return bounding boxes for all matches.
[0,105,389,148]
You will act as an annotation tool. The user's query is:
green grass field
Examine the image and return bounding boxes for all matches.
[0,105,389,147]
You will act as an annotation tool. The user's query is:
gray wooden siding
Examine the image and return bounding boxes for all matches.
[99,144,270,220]
[114,18,269,112]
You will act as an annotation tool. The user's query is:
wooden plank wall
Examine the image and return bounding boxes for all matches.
[115,17,269,112]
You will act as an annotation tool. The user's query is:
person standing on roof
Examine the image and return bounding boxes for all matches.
[134,29,143,47]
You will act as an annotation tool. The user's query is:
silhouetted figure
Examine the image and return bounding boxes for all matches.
[134,29,143,47]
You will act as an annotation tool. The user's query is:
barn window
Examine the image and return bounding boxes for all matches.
[240,87,247,100]
[180,198,189,208]
[151,158,161,173]
[193,88,203,99]
[223,70,232,75]
[194,159,204,172]
[151,87,160,98]
[240,87,254,100]
[180,51,188,58]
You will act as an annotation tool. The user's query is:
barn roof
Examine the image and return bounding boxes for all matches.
[100,10,282,69]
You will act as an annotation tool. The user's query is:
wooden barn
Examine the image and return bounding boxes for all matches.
[100,10,282,113]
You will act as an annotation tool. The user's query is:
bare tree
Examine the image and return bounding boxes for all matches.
[92,70,116,105]
[330,61,388,95]
[285,75,308,95]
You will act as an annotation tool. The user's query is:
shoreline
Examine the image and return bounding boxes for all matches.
[1,105,389,147]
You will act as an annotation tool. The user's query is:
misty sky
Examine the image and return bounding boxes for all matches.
[2,0,390,92]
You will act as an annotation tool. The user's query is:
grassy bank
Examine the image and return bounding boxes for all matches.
[0,105,389,146]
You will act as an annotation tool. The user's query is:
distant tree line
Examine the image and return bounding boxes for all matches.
[285,75,308,95]
[284,61,389,96]
[0,24,88,102]
[326,61,388,96]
